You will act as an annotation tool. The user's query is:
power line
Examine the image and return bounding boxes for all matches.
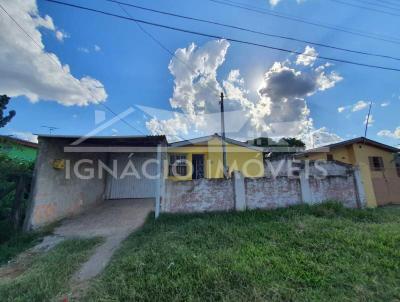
[378,0,400,8]
[328,0,400,17]
[108,0,400,62]
[44,0,400,72]
[116,3,188,139]
[208,0,400,45]
[350,0,400,11]
[0,3,61,68]
[0,2,145,136]
[100,103,147,135]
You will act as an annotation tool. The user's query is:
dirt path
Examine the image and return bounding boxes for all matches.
[54,199,154,281]
[51,199,154,301]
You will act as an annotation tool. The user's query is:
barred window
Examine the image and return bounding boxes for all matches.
[169,154,187,176]
[369,156,384,171]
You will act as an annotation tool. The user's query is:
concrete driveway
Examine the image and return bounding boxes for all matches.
[54,198,154,238]
[53,199,154,281]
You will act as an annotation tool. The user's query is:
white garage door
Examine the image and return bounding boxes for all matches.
[106,153,158,199]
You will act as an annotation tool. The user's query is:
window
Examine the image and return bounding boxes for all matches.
[396,163,400,177]
[327,154,334,161]
[369,156,384,171]
[169,154,187,176]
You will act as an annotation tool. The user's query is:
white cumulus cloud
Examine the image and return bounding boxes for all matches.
[12,131,38,143]
[55,30,69,42]
[296,46,318,67]
[145,42,343,148]
[377,127,400,139]
[352,100,369,112]
[0,0,107,106]
[364,114,374,126]
[269,0,306,7]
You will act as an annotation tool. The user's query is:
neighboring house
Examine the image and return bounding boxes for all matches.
[296,137,400,207]
[0,135,38,162]
[167,134,264,180]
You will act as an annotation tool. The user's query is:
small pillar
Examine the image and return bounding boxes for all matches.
[299,169,313,204]
[233,171,246,211]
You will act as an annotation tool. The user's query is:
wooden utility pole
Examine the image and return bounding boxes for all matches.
[220,92,228,178]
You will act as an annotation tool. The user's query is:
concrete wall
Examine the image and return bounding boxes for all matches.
[162,178,234,213]
[24,138,107,229]
[161,161,365,213]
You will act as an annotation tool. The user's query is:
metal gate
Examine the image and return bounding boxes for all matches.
[106,153,158,199]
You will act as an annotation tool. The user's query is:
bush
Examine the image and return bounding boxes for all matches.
[0,154,34,241]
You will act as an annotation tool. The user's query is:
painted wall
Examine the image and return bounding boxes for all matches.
[351,143,400,206]
[167,137,264,180]
[298,143,400,207]
[0,140,37,162]
[25,138,107,229]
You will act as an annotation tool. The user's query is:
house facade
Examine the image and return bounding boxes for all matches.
[167,134,264,180]
[296,137,400,207]
[0,135,38,162]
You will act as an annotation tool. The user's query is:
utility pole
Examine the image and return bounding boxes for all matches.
[220,92,228,178]
[364,102,372,138]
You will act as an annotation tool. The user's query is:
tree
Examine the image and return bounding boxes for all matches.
[0,95,16,128]
[248,137,305,148]
[281,137,306,148]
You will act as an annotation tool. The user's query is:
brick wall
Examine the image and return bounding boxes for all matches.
[162,178,234,213]
[161,161,365,213]
[245,177,302,210]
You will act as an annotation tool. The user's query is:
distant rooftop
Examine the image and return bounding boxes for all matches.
[0,135,38,149]
[304,137,399,153]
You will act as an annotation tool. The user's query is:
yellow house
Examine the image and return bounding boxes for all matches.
[296,137,400,207]
[167,134,264,180]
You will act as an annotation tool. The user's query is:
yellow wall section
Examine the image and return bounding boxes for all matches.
[167,137,264,180]
[298,142,399,207]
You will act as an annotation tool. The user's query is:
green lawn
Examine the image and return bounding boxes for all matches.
[0,222,54,265]
[86,203,400,302]
[0,238,100,302]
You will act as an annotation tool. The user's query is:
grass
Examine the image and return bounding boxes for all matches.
[0,238,100,302]
[0,222,54,265]
[85,203,400,302]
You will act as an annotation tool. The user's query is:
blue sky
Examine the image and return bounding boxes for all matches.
[0,0,399,148]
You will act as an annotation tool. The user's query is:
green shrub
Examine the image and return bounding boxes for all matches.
[0,154,34,241]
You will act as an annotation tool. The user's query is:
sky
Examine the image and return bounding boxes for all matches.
[0,0,399,148]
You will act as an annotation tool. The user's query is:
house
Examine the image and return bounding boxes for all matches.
[24,135,168,229]
[295,137,400,207]
[0,135,38,162]
[25,133,376,230]
[24,133,264,229]
[167,134,264,180]
[246,137,306,160]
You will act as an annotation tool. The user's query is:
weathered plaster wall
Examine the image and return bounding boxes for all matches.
[308,176,358,207]
[25,138,107,229]
[162,161,364,213]
[162,178,234,213]
[245,177,302,210]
